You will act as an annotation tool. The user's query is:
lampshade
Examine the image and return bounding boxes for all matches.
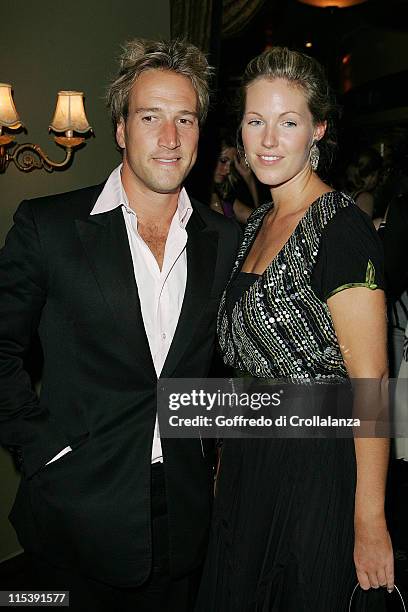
[0,83,24,129]
[298,0,366,6]
[49,91,92,134]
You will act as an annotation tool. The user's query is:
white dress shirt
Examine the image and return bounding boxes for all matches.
[47,165,192,465]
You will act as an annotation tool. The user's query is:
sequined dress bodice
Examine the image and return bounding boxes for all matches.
[217,191,353,380]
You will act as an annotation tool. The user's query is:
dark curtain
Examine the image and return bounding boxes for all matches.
[170,0,219,55]
[170,0,267,204]
[222,0,267,38]
[170,0,267,52]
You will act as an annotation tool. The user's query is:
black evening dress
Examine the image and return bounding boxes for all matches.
[196,192,385,612]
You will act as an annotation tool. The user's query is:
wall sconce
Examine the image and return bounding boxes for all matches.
[0,84,92,173]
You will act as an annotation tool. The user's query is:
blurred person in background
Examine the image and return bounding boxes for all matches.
[344,147,383,218]
[209,135,259,224]
[375,192,408,376]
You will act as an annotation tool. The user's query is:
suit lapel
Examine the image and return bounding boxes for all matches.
[75,206,156,381]
[160,209,218,378]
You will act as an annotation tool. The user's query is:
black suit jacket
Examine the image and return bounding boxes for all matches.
[0,182,241,587]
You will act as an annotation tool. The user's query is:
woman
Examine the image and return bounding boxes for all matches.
[210,138,258,224]
[197,47,393,611]
[344,147,383,218]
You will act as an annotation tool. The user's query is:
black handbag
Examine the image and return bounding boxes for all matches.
[348,583,406,611]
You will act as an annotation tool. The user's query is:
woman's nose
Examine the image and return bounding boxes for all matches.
[262,125,278,148]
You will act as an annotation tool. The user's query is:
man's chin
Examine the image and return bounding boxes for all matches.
[153,185,182,195]
[147,177,184,194]
[148,172,191,195]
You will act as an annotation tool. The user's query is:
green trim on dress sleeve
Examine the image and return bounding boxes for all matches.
[326,259,378,299]
[366,259,376,286]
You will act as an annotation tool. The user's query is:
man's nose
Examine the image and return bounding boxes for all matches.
[158,121,181,149]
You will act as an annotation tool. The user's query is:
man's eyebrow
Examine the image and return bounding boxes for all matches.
[134,107,161,114]
[134,107,198,117]
[177,110,198,117]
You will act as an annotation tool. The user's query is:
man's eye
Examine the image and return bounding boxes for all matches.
[178,118,194,125]
[142,115,156,122]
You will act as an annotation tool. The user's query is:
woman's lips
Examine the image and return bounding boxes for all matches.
[215,173,228,180]
[257,154,283,165]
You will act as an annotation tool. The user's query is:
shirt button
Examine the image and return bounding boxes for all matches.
[161,332,167,340]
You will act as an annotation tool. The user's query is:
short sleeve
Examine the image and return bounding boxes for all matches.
[311,204,385,302]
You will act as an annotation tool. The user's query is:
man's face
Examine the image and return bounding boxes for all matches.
[116,69,200,195]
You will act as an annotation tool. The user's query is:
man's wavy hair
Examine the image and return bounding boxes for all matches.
[106,38,212,129]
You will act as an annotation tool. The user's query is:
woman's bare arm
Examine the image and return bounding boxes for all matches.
[328,287,394,592]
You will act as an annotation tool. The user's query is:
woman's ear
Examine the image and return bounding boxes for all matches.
[314,121,327,142]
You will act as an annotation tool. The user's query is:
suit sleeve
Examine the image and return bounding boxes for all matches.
[0,200,70,478]
[232,217,243,251]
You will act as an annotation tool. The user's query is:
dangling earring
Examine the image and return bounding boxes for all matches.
[310,141,320,171]
[244,152,250,168]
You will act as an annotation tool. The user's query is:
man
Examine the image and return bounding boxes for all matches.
[0,39,241,611]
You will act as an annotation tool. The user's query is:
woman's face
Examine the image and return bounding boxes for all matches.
[242,77,325,187]
[214,146,236,184]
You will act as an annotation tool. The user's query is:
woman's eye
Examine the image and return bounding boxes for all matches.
[283,120,297,127]
[219,157,229,164]
[248,119,263,126]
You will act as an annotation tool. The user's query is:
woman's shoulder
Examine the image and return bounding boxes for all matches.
[303,190,380,249]
[325,193,374,226]
[320,189,354,207]
[308,190,355,230]
[318,194,381,252]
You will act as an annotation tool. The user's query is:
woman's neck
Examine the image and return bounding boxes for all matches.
[270,166,330,217]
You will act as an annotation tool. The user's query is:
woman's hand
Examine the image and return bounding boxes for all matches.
[354,517,394,592]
